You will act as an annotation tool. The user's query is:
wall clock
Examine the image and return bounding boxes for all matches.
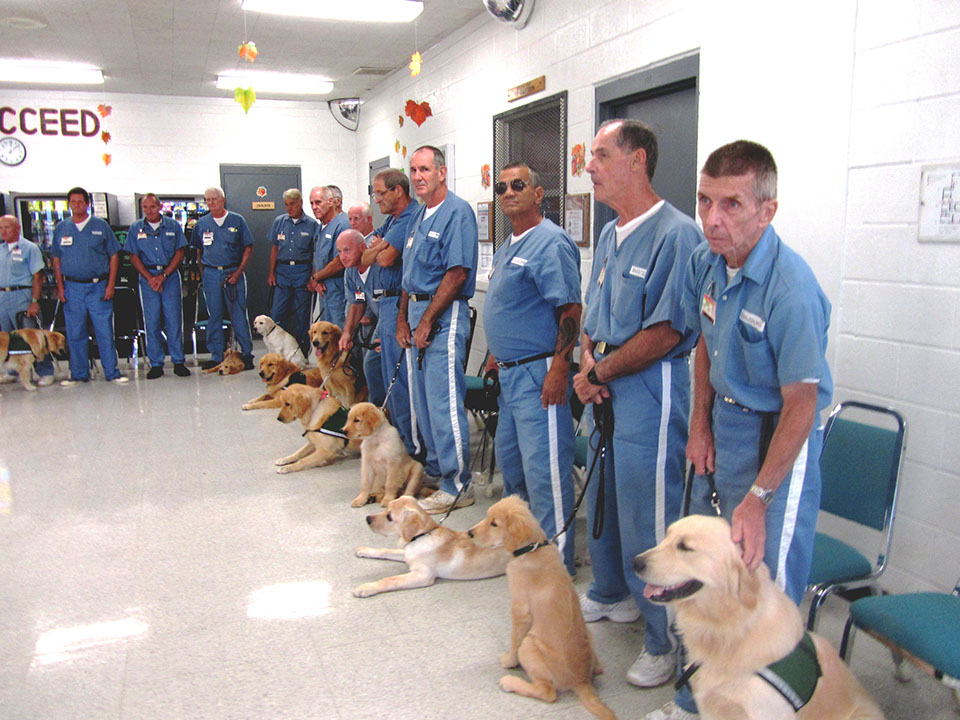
[0,137,26,166]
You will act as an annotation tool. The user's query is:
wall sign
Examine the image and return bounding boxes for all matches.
[507,75,545,103]
[252,201,275,210]
[0,107,101,137]
[919,164,960,242]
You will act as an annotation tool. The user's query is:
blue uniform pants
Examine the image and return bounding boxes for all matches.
[139,272,185,366]
[408,299,470,494]
[585,355,689,657]
[378,298,426,464]
[202,268,253,361]
[63,280,121,381]
[318,276,346,329]
[674,399,823,713]
[362,327,385,407]
[496,358,576,574]
[271,264,312,355]
[0,290,53,377]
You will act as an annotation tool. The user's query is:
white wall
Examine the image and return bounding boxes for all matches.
[358,0,960,593]
[0,89,359,224]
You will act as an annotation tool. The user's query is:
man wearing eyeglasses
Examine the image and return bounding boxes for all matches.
[482,163,581,575]
[398,146,478,514]
[572,120,703,692]
[309,185,349,328]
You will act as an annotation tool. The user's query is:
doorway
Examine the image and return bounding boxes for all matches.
[220,164,302,323]
[367,156,390,230]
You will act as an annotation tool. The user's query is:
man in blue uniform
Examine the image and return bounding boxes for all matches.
[194,187,255,371]
[483,162,581,574]
[345,200,384,404]
[572,120,702,689]
[654,140,834,720]
[0,214,54,384]
[398,146,478,514]
[309,185,349,328]
[51,186,129,387]
[361,169,425,465]
[125,193,190,378]
[267,188,318,358]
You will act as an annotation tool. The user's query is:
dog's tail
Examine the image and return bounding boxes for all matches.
[572,683,617,720]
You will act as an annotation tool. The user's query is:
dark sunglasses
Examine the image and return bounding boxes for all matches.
[494,179,531,195]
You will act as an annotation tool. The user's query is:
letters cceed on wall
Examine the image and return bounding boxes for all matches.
[0,107,101,138]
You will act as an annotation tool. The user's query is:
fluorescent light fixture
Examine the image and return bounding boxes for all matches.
[217,71,333,95]
[0,59,103,85]
[241,0,423,23]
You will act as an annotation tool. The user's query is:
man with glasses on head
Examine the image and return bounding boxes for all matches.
[125,193,190,378]
[343,200,383,404]
[51,186,129,386]
[267,188,318,358]
[398,146,478,514]
[309,185,349,329]
[194,186,255,372]
[483,162,581,575]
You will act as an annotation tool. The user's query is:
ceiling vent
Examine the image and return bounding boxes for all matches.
[352,67,395,77]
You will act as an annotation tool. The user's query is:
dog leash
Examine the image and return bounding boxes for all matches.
[682,465,722,518]
[416,321,441,370]
[379,354,405,411]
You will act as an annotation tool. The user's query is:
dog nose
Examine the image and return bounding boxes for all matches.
[467,529,474,538]
[632,555,646,575]
[366,515,373,525]
[312,340,319,347]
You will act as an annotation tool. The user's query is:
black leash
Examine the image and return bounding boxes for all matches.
[590,398,614,540]
[682,464,722,518]
[416,321,441,370]
[379,354,405,411]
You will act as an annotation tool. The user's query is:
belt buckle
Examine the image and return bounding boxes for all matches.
[596,341,608,354]
[92,277,101,283]
[496,360,507,369]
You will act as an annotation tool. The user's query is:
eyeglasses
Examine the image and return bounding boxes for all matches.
[494,179,531,195]
[372,186,396,201]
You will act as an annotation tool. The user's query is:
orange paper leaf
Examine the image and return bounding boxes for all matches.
[395,139,401,153]
[102,153,112,166]
[404,99,432,127]
[238,41,259,62]
[398,115,404,127]
[97,104,112,118]
[402,145,407,158]
[101,131,111,144]
[409,51,422,77]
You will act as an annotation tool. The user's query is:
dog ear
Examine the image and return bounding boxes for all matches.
[735,558,761,610]
[294,392,312,417]
[399,505,429,543]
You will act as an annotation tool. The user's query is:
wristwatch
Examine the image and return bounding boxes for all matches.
[31,297,39,303]
[587,367,601,386]
[748,483,776,506]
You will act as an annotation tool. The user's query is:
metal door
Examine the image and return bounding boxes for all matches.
[220,164,302,322]
[367,156,390,230]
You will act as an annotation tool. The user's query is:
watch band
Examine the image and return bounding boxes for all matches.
[748,483,775,506]
[587,367,600,386]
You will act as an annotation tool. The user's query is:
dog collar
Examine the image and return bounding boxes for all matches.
[288,371,306,386]
[264,324,277,337]
[408,528,437,544]
[512,540,549,557]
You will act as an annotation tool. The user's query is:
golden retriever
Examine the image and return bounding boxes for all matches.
[354,496,510,597]
[308,320,367,407]
[202,348,244,375]
[468,495,616,720]
[253,314,307,365]
[274,384,359,473]
[0,328,66,390]
[343,402,423,508]
[242,353,323,410]
[633,515,884,720]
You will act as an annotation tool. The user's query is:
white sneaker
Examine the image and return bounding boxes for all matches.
[37,376,55,387]
[627,648,677,688]
[579,593,641,623]
[418,486,475,515]
[111,376,130,384]
[644,701,698,720]
[60,378,85,388]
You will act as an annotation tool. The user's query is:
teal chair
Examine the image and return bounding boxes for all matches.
[806,401,906,631]
[840,575,960,709]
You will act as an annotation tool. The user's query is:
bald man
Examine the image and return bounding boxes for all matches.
[348,201,375,237]
[0,214,54,384]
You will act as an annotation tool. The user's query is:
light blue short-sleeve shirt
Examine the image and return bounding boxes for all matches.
[0,237,43,286]
[401,192,478,297]
[51,216,120,279]
[125,216,187,267]
[193,211,254,267]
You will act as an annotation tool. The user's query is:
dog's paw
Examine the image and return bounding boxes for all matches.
[499,652,519,669]
[355,547,376,559]
[276,465,293,474]
[241,403,253,411]
[350,495,369,508]
[352,583,379,598]
[498,676,521,693]
[275,457,292,466]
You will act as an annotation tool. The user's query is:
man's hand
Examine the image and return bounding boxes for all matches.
[359,315,372,326]
[338,335,353,352]
[227,270,242,285]
[316,280,327,296]
[267,272,276,287]
[731,495,767,571]
[686,418,716,475]
[148,274,164,292]
[412,320,433,350]
[541,363,568,408]
[57,286,66,303]
[103,285,115,301]
[26,301,40,318]
[572,360,609,405]
[396,318,412,349]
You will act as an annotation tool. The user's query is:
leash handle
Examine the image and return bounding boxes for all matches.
[416,321,441,370]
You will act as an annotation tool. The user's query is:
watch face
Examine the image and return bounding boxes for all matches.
[0,137,26,166]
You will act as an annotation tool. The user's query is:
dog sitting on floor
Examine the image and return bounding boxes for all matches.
[468,496,617,720]
[253,314,308,366]
[0,328,66,391]
[343,402,422,508]
[633,515,885,720]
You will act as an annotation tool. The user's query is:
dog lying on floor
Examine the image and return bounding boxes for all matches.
[343,402,422,508]
[202,348,244,375]
[353,496,510,598]
[242,353,323,410]
[0,328,66,391]
[308,320,367,407]
[274,384,359,473]
[633,515,884,720]
[253,314,307,366]
[468,496,617,720]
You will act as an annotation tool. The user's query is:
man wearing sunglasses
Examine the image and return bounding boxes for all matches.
[398,145,478,514]
[482,163,581,575]
[572,119,703,694]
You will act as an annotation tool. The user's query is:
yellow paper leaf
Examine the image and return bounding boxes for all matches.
[395,139,400,153]
[102,153,112,166]
[409,51,421,77]
[234,87,256,114]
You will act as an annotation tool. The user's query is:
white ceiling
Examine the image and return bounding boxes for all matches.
[0,0,485,99]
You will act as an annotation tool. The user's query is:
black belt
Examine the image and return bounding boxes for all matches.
[203,264,238,271]
[720,396,780,469]
[0,285,30,292]
[280,259,311,265]
[496,351,553,369]
[409,293,468,302]
[372,289,401,298]
[64,274,108,284]
[148,265,167,270]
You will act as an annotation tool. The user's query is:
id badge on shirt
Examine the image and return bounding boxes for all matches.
[701,292,717,324]
[277,233,286,242]
[60,236,73,247]
[137,232,147,240]
[355,290,365,302]
[406,234,414,249]
[203,231,214,246]
[11,248,23,262]
[596,260,607,287]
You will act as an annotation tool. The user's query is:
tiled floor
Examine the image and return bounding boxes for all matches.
[0,351,956,719]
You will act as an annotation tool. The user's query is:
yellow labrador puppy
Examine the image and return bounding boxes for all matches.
[343,402,423,508]
[353,496,510,598]
[242,353,322,410]
[253,314,307,365]
[274,384,358,473]
[202,348,244,375]
[633,515,884,720]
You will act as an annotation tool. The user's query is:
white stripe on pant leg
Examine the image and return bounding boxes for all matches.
[776,439,808,591]
[545,356,565,558]
[655,361,672,543]
[446,301,465,490]
[405,346,420,455]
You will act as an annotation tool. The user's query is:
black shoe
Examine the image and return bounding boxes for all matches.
[146,366,164,379]
[201,359,220,371]
[173,363,191,377]
[242,356,255,371]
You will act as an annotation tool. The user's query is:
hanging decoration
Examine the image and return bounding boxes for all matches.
[395,139,401,153]
[404,99,432,127]
[235,87,256,114]
[571,143,585,177]
[481,164,491,190]
[97,104,112,118]
[398,115,404,127]
[238,41,259,62]
[402,145,407,159]
[102,153,112,167]
[409,51,422,77]
[101,131,111,144]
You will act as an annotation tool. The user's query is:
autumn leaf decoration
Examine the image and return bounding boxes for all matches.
[97,104,112,118]
[235,87,256,114]
[398,115,404,127]
[404,100,432,127]
[238,41,258,62]
[102,154,112,167]
[409,51,422,77]
[101,131,111,144]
